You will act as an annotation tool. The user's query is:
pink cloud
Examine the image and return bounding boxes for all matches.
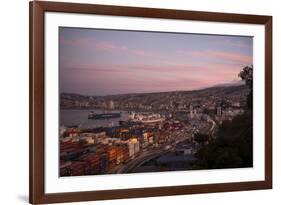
[191,50,252,65]
[62,62,243,80]
[222,39,252,50]
[130,62,241,75]
[61,37,159,58]
[61,65,129,73]
[61,62,244,95]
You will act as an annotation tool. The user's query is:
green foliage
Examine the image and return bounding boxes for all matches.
[239,65,253,109]
[192,66,254,170]
[238,65,253,88]
[193,111,253,170]
[194,133,209,145]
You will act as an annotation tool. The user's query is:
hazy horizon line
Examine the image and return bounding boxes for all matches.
[60,81,245,97]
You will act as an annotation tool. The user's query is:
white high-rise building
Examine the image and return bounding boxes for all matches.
[217,106,222,116]
[127,138,140,157]
[108,100,114,109]
[189,104,194,119]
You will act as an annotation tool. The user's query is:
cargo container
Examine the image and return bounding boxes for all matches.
[60,141,81,151]
[100,153,109,173]
[79,153,101,174]
[67,161,91,176]
[108,146,117,163]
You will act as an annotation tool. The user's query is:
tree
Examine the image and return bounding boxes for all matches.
[239,65,253,109]
[238,65,253,87]
[193,113,253,169]
[192,66,254,170]
[194,133,209,145]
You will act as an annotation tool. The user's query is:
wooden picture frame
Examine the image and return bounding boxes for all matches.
[29,1,272,204]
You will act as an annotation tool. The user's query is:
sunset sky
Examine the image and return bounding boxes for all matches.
[59,27,253,96]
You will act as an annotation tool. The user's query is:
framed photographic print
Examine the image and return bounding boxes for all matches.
[29,1,272,204]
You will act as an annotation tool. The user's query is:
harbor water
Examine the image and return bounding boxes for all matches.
[60,109,129,129]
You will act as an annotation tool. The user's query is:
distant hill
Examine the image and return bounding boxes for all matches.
[212,80,245,88]
[61,84,249,109]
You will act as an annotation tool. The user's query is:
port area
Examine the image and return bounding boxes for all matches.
[113,138,197,174]
[59,109,219,177]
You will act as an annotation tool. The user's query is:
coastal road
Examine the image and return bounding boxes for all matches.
[116,147,170,173]
[116,130,190,173]
[207,116,216,135]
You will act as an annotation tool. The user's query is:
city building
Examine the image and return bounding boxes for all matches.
[108,100,115,109]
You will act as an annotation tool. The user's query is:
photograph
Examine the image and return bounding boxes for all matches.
[28,2,272,203]
[59,27,254,177]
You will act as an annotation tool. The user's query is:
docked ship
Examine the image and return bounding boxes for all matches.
[129,112,165,124]
[88,111,121,119]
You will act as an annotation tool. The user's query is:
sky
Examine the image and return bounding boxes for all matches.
[59,27,253,96]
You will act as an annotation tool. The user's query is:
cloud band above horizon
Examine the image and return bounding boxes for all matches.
[59,27,253,96]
